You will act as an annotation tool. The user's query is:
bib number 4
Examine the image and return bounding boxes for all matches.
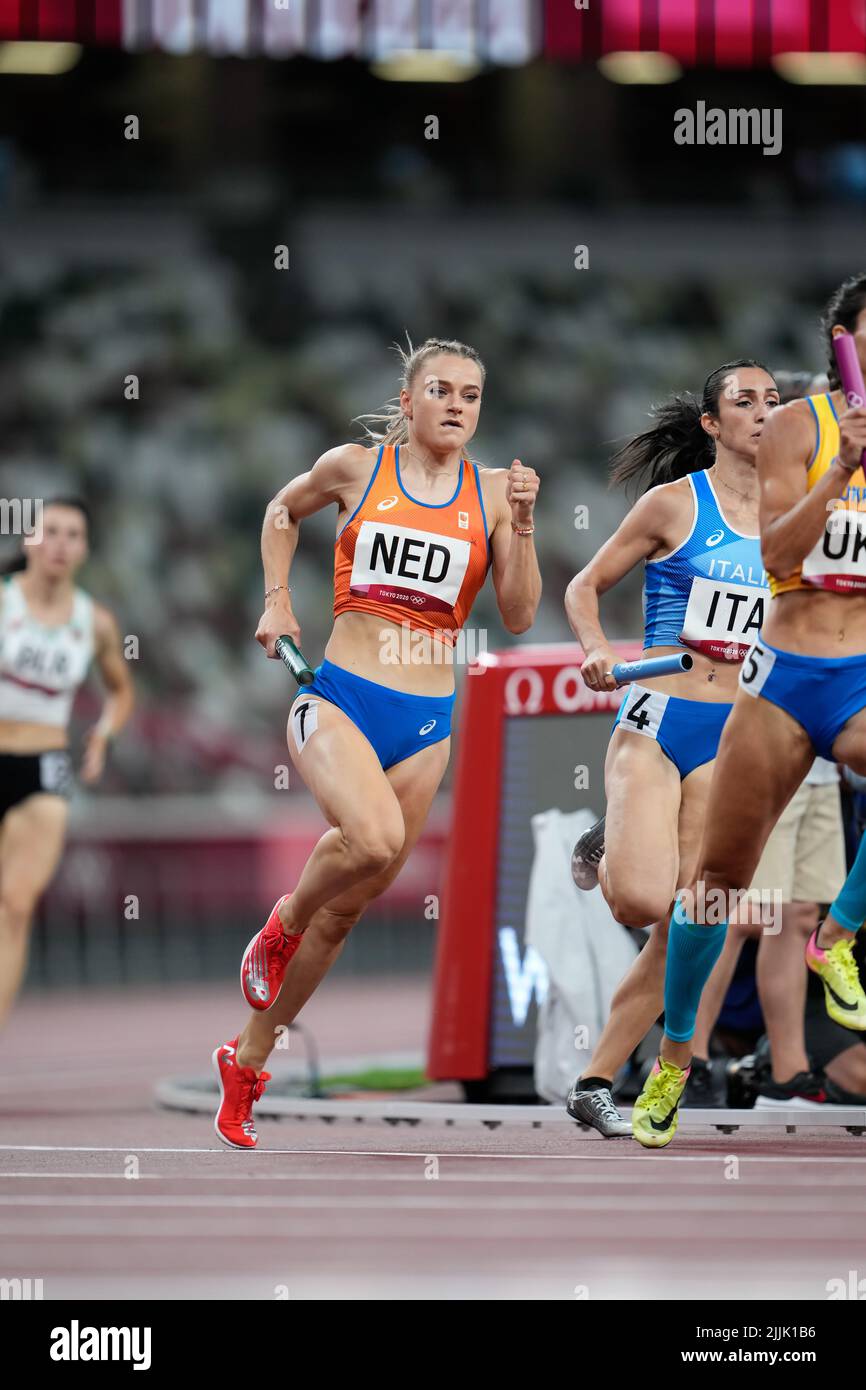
[626,691,652,730]
[618,686,667,740]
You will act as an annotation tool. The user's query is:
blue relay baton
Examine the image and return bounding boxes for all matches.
[610,652,693,687]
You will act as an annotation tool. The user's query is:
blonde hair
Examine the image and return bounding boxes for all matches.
[356,336,486,446]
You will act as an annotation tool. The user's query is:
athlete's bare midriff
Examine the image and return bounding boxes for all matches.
[762,588,866,657]
[324,612,458,697]
[0,719,68,754]
[638,644,743,702]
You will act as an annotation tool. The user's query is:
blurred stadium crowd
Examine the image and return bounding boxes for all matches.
[2,51,865,799]
[0,234,853,795]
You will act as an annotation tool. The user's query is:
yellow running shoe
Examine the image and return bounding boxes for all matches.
[806,929,866,1030]
[632,1057,691,1149]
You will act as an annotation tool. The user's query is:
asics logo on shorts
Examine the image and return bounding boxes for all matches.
[377,496,399,511]
[419,720,437,735]
[706,529,725,547]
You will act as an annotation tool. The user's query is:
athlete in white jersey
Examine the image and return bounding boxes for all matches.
[0,499,134,1028]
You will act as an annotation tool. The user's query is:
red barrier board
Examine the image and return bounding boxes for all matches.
[427,640,641,1084]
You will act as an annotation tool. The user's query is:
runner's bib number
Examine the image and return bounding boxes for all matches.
[802,509,866,592]
[290,698,319,753]
[349,519,471,615]
[679,577,768,661]
[616,685,669,741]
[39,750,74,795]
[738,641,776,697]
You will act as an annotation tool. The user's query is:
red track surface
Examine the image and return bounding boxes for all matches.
[4,983,866,1300]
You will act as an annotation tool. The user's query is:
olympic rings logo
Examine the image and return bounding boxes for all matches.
[504,666,614,715]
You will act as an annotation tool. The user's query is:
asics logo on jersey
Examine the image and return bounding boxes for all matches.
[706,529,725,547]
[419,720,437,735]
[377,496,399,511]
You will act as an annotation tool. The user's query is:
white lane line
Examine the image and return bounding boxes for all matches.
[0,1144,864,1163]
[0,1066,170,1086]
[0,1169,855,1188]
[0,1225,856,1249]
[0,1193,860,1213]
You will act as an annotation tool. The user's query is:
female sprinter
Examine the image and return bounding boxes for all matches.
[213,338,541,1148]
[631,273,866,1149]
[564,362,780,1137]
[0,498,134,1028]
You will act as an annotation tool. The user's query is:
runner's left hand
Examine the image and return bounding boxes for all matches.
[80,728,108,785]
[506,459,539,525]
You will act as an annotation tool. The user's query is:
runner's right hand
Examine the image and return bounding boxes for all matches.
[838,406,866,473]
[256,599,300,658]
[581,645,619,692]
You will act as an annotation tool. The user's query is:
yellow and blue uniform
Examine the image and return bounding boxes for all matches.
[741,392,866,759]
[770,391,866,595]
[639,393,866,1126]
[612,468,769,778]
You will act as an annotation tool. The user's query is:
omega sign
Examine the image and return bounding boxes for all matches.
[503,665,623,716]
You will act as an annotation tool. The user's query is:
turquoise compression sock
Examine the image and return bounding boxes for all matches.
[664,898,729,1043]
[828,831,866,935]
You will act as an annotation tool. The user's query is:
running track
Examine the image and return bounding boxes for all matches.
[3,982,864,1300]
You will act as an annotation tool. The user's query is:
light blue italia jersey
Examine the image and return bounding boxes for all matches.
[643,468,769,662]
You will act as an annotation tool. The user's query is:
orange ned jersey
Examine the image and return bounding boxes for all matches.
[334,444,491,644]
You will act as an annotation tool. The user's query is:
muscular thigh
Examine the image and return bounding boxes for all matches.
[324,737,451,914]
[833,706,866,775]
[604,728,683,907]
[0,794,69,909]
[695,689,814,893]
[675,760,714,888]
[286,693,405,844]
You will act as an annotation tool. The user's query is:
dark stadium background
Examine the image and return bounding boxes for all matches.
[1,1,864,1005]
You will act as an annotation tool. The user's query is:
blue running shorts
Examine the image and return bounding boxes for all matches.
[739,634,866,760]
[612,683,731,779]
[290,658,455,771]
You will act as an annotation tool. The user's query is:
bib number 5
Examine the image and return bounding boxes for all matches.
[739,642,776,697]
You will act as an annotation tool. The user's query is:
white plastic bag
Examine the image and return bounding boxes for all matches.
[526,808,638,1104]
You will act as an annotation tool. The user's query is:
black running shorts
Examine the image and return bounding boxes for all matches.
[0,750,74,821]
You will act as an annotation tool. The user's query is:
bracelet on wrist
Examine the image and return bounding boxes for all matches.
[835,457,861,478]
[265,583,292,600]
[511,521,535,536]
